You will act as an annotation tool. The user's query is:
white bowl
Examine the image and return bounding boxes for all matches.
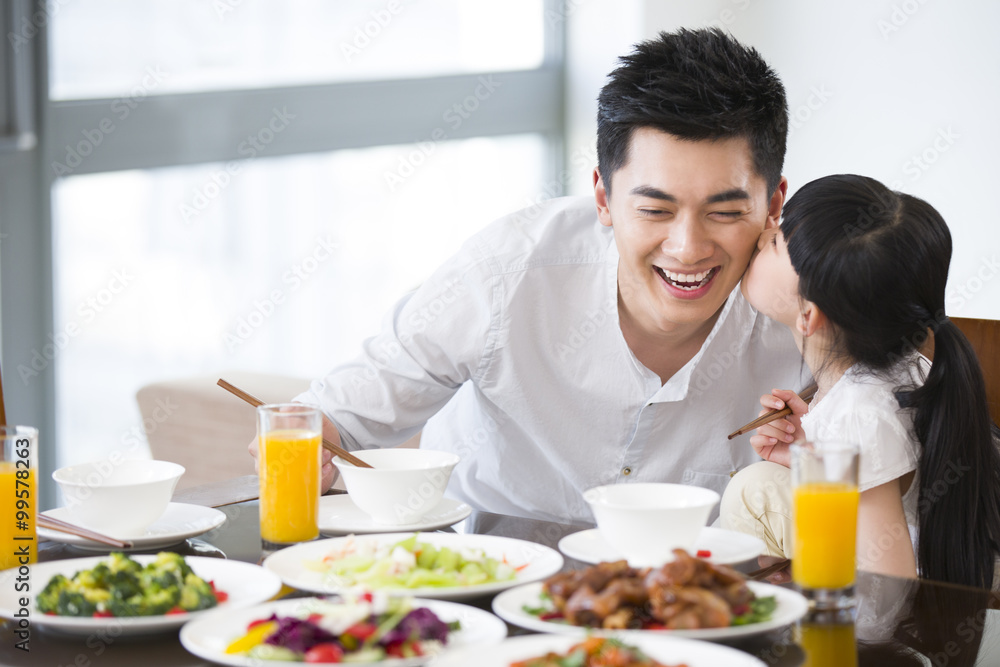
[333,449,460,525]
[583,483,720,568]
[52,459,185,537]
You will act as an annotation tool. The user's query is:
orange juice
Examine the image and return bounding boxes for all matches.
[793,481,859,589]
[0,463,36,570]
[797,622,858,667]
[259,428,321,544]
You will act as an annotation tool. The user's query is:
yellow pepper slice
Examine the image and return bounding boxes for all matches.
[224,621,278,654]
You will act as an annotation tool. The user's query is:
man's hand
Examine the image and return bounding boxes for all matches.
[248,414,341,493]
[748,388,809,468]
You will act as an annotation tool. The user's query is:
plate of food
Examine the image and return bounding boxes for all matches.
[180,592,508,666]
[491,550,808,641]
[0,552,282,636]
[262,532,564,601]
[431,634,766,667]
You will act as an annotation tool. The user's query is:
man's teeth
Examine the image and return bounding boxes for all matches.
[664,269,711,283]
[661,268,715,290]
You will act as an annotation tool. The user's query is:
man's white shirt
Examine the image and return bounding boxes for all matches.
[297,196,806,524]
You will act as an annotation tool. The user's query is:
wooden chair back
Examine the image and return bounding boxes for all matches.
[952,317,1000,426]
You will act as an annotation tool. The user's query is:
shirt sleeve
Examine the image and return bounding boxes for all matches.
[806,400,920,493]
[294,236,499,450]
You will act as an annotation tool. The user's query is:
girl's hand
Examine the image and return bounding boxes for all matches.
[749,389,809,467]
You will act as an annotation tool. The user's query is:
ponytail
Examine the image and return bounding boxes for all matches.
[898,319,1000,588]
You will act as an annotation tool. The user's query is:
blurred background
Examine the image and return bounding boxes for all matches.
[0,0,996,506]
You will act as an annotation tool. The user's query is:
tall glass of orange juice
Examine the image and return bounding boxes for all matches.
[791,441,860,610]
[1,426,38,571]
[257,404,322,549]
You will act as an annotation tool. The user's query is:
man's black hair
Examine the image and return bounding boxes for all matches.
[597,28,788,196]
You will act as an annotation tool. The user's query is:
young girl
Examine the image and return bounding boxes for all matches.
[720,174,1000,588]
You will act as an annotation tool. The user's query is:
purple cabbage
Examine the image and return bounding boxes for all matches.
[264,616,338,654]
[379,608,450,646]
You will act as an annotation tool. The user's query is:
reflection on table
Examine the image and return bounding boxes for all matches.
[2,491,999,666]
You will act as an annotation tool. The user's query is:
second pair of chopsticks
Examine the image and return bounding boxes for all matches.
[727,384,818,440]
[38,514,134,549]
[216,379,372,469]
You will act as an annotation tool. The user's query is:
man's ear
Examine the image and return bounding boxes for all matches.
[594,168,613,228]
[795,300,827,338]
[764,176,788,230]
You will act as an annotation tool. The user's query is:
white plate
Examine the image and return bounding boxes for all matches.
[558,527,765,566]
[38,502,227,551]
[318,496,472,536]
[0,555,282,637]
[492,580,809,641]
[431,632,766,667]
[180,595,507,667]
[262,532,564,601]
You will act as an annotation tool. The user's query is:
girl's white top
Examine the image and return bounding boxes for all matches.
[800,354,930,554]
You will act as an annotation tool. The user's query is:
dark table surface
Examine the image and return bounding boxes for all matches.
[2,481,999,667]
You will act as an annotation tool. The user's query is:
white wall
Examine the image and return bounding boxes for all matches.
[568,0,1000,319]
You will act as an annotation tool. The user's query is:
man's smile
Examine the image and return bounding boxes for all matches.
[654,265,721,297]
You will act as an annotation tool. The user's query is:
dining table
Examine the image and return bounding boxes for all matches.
[2,475,999,667]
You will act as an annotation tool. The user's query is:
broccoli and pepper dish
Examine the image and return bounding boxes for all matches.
[37,552,228,618]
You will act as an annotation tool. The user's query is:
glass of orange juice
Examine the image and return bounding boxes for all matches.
[1,426,38,571]
[257,404,322,550]
[791,441,860,610]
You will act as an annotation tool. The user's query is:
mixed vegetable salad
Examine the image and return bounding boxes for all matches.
[37,552,226,617]
[224,593,459,663]
[310,534,519,589]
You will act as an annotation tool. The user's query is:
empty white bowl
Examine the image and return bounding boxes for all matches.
[333,449,460,525]
[583,483,720,568]
[52,459,185,537]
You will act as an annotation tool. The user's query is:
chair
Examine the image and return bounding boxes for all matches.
[952,317,1000,426]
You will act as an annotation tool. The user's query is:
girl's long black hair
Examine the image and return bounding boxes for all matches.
[781,174,1000,588]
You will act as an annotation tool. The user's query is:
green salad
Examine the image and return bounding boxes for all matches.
[37,552,224,617]
[310,534,518,589]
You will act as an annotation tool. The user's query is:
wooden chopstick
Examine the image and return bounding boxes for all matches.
[747,558,791,581]
[38,514,134,549]
[727,383,819,440]
[216,379,372,469]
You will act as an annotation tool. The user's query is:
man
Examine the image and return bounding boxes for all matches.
[251,28,806,524]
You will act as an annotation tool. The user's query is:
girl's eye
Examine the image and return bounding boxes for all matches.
[770,234,778,247]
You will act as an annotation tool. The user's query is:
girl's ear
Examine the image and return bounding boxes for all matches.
[796,300,828,338]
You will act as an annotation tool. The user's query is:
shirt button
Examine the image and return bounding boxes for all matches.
[622,467,632,476]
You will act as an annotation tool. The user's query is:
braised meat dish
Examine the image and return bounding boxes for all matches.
[542,549,755,630]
